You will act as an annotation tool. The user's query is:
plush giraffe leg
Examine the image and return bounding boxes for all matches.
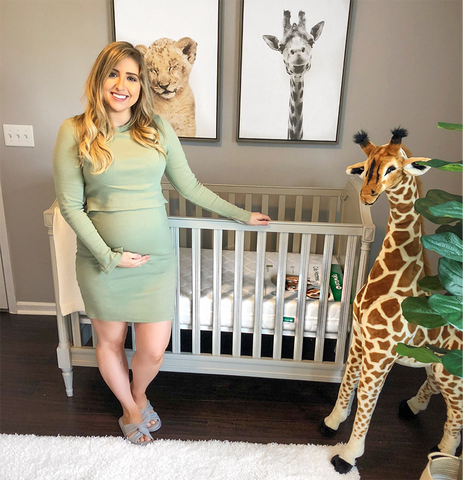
[432,363,463,454]
[400,365,441,419]
[331,353,397,474]
[321,321,363,434]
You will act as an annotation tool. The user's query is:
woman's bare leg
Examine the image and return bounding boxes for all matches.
[131,320,172,427]
[90,318,150,443]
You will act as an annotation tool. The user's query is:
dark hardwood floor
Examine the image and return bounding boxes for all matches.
[1,311,458,479]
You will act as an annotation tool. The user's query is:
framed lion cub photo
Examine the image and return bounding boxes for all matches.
[112,0,222,141]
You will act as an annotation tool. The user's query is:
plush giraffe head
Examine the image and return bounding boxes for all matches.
[263,11,324,76]
[346,128,431,205]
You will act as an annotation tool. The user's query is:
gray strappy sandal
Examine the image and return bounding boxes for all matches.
[118,417,153,446]
[140,400,162,433]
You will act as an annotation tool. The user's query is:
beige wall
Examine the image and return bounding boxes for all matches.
[0,0,462,307]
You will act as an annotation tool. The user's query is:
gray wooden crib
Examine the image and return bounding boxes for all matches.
[44,178,375,396]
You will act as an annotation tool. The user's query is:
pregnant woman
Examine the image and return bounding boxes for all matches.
[53,41,270,445]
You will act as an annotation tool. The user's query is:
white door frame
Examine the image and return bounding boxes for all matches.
[0,180,17,313]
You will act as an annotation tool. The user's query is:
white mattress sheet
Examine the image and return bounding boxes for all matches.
[177,248,343,334]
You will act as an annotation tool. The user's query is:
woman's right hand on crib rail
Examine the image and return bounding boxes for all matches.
[117,252,150,268]
[247,212,271,226]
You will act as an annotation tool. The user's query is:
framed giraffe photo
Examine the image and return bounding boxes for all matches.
[237,0,353,143]
[112,0,222,141]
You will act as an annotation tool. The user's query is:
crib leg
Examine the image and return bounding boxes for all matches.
[56,312,74,397]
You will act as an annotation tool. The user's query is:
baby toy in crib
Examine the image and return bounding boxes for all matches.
[319,128,463,474]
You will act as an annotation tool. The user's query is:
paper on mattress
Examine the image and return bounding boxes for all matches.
[177,248,343,333]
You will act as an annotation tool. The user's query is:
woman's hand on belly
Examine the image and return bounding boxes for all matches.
[117,252,150,268]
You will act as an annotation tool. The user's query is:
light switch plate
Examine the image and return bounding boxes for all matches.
[3,124,35,147]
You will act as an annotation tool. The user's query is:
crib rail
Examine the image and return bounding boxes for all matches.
[162,182,346,254]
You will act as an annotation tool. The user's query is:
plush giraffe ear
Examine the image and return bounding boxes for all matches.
[403,157,432,176]
[346,161,366,178]
[353,130,375,157]
[388,127,408,156]
[263,35,280,51]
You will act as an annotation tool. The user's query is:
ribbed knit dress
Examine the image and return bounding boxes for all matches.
[53,116,251,323]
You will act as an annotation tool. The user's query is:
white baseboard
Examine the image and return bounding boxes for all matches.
[15,302,56,316]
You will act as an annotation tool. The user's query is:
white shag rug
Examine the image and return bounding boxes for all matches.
[0,434,360,480]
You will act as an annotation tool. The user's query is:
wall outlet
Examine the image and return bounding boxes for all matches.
[3,124,35,147]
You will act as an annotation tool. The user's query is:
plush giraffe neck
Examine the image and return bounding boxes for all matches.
[374,174,428,294]
[288,75,304,140]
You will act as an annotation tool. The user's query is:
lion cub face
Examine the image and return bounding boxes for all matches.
[137,38,197,100]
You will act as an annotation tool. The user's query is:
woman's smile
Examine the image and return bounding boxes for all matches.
[103,56,141,126]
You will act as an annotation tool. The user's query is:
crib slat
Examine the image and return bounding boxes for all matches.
[131,322,136,351]
[276,196,286,251]
[244,194,252,251]
[311,196,320,253]
[227,194,236,248]
[335,235,357,364]
[179,197,187,246]
[314,234,335,362]
[245,193,252,211]
[179,196,187,217]
[171,227,181,354]
[294,233,311,361]
[261,195,269,216]
[277,196,286,220]
[329,196,339,223]
[196,205,203,218]
[252,231,267,359]
[273,233,289,360]
[311,196,320,222]
[91,325,97,347]
[212,229,223,356]
[192,229,201,355]
[292,195,303,253]
[232,230,245,357]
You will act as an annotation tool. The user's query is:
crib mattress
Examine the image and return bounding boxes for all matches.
[177,248,343,335]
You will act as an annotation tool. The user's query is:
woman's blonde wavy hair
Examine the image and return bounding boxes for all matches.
[74,41,165,174]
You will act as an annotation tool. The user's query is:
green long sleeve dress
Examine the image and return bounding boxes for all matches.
[53,115,251,323]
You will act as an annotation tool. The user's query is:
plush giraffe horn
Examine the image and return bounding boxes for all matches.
[353,130,375,157]
[388,127,408,155]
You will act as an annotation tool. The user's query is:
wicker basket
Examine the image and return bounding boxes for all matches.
[420,452,462,480]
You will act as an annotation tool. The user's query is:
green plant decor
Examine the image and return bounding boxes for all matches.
[395,122,463,378]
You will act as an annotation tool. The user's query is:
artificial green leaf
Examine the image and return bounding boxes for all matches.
[415,190,463,224]
[395,343,442,363]
[438,122,463,131]
[415,159,463,172]
[428,294,463,330]
[418,275,444,293]
[438,257,463,295]
[442,349,463,378]
[436,222,463,240]
[422,232,463,262]
[401,296,448,328]
[429,201,463,220]
[426,344,451,354]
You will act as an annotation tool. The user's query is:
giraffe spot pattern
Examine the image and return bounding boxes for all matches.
[382,298,400,318]
[397,260,420,287]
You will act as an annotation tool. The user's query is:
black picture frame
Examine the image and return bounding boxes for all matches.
[237,0,353,144]
[112,0,222,142]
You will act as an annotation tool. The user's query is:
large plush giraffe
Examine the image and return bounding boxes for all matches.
[319,128,463,474]
[263,11,324,140]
